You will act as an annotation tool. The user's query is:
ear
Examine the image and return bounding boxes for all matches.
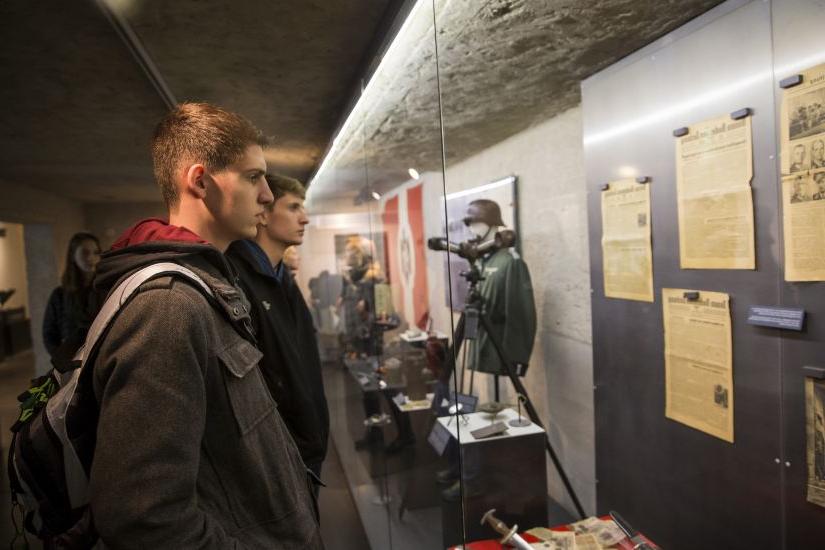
[183,163,208,199]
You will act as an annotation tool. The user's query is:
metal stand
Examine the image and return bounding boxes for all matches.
[445,263,587,520]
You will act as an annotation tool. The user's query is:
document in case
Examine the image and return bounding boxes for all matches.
[781,62,825,176]
[806,377,825,508]
[601,179,654,302]
[782,170,825,281]
[663,289,734,442]
[675,114,755,269]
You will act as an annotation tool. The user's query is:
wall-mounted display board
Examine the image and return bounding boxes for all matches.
[583,0,825,548]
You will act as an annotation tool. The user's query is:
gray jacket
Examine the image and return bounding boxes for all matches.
[89,239,322,549]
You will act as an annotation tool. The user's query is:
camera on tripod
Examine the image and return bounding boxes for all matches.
[426,229,517,263]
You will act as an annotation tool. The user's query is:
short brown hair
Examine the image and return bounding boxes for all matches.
[152,102,268,208]
[264,173,306,210]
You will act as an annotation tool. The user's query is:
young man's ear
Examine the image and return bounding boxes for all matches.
[183,164,208,199]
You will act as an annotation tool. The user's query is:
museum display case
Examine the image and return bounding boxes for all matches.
[298,0,825,547]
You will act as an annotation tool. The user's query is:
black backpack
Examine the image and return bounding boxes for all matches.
[7,263,213,547]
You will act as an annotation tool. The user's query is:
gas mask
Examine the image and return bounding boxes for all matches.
[468,222,492,242]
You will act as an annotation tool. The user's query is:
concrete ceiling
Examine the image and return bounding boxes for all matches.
[310,0,724,205]
[1,0,722,205]
[0,0,396,203]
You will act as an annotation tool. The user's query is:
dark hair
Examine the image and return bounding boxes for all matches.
[152,102,269,208]
[264,173,306,210]
[62,232,100,291]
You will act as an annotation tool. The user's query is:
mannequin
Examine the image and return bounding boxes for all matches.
[463,199,537,377]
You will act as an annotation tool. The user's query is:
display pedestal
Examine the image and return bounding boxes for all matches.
[434,408,547,548]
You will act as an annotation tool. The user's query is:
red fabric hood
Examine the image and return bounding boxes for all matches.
[110,218,209,251]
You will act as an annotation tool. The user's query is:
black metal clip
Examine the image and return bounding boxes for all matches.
[673,127,689,138]
[779,74,803,89]
[803,366,825,380]
[683,291,700,301]
[601,183,610,191]
[635,176,650,184]
[730,108,751,120]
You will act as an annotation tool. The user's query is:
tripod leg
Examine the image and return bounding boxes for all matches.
[444,312,466,384]
[477,313,587,520]
[460,338,469,395]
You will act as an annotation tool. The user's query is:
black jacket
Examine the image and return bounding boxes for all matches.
[42,285,97,357]
[226,241,329,474]
[89,230,322,549]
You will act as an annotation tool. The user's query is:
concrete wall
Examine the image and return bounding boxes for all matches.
[0,222,30,315]
[440,106,595,515]
[24,224,58,374]
[0,179,86,275]
[84,201,165,250]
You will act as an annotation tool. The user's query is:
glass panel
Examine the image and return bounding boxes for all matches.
[432,3,567,544]
[771,1,825,547]
[304,112,397,547]
[302,1,460,547]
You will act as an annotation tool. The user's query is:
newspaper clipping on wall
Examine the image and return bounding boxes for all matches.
[601,179,654,302]
[780,62,825,176]
[782,170,825,281]
[675,114,755,269]
[806,378,825,508]
[663,289,734,443]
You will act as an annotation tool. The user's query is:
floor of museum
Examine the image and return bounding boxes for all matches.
[0,350,370,550]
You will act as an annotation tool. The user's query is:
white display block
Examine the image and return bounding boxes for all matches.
[435,407,545,446]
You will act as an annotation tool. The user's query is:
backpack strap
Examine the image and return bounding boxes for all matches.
[45,263,214,509]
[74,262,214,366]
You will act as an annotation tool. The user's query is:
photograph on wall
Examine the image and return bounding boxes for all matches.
[442,176,517,311]
[781,169,825,281]
[600,178,653,302]
[663,288,734,443]
[806,377,825,508]
[380,182,430,329]
[675,114,755,270]
[781,62,825,175]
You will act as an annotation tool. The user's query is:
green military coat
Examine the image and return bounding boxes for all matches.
[468,248,537,375]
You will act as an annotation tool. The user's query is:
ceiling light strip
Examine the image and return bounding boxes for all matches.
[309,0,427,192]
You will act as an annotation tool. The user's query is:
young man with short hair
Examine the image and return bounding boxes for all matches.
[90,103,322,548]
[227,174,329,481]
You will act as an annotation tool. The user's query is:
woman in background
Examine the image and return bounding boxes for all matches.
[42,232,101,359]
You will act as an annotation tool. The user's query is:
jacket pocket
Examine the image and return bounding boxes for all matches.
[218,339,275,436]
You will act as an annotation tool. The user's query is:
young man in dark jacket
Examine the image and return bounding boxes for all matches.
[89,103,322,548]
[226,174,329,480]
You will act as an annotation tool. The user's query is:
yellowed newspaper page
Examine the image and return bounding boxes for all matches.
[663,288,734,442]
[676,114,755,269]
[806,378,825,508]
[601,179,653,302]
[782,170,825,281]
[781,62,825,175]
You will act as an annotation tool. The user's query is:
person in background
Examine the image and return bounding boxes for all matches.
[283,245,300,278]
[42,232,101,359]
[226,174,329,483]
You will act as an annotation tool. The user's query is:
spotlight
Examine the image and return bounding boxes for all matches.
[408,168,420,180]
[371,191,381,200]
